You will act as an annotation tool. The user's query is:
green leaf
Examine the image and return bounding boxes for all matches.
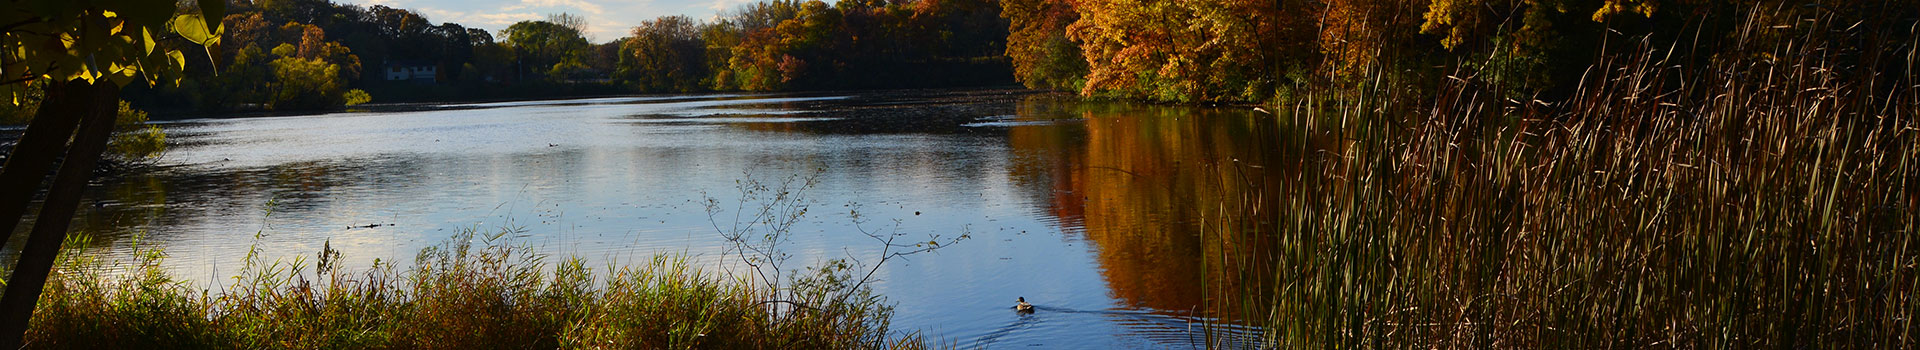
[199,0,225,34]
[170,14,220,46]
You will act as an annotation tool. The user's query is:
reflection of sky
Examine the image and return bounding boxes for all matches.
[337,0,751,43]
[27,91,1272,349]
[139,94,1003,269]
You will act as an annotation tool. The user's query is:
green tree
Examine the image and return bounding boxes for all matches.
[502,19,589,81]
[270,52,346,109]
[469,40,516,83]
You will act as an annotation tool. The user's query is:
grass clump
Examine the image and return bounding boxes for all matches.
[24,228,929,349]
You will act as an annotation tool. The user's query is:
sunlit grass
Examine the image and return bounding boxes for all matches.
[25,228,930,349]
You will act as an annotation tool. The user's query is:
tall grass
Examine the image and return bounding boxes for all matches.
[1209,4,1919,348]
[24,228,930,349]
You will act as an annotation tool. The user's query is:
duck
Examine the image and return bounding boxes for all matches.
[1014,297,1034,313]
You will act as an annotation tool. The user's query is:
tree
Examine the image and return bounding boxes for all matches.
[469,40,515,83]
[270,48,348,109]
[502,19,589,81]
[434,23,474,80]
[726,0,842,90]
[1065,0,1314,103]
[1001,0,1086,90]
[0,0,222,347]
[194,17,362,111]
[620,15,707,92]
[700,20,743,90]
[548,12,589,40]
[1320,0,1424,79]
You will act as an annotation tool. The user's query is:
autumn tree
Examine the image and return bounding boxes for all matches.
[1067,0,1313,103]
[1319,0,1426,79]
[193,18,362,110]
[700,20,744,90]
[1415,0,1694,97]
[620,16,707,92]
[725,0,844,90]
[1001,0,1085,90]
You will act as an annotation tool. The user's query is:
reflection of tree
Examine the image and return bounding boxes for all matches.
[1006,95,1283,319]
[70,176,172,249]
[61,159,370,251]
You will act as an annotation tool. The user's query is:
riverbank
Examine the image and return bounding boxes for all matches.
[25,230,928,349]
[121,85,1032,122]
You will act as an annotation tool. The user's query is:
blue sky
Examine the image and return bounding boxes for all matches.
[341,0,753,43]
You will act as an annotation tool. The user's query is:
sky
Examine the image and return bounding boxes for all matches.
[341,0,754,43]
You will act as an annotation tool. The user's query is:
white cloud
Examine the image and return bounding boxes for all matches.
[474,12,547,26]
[339,0,748,43]
[418,7,542,27]
[501,0,606,16]
[705,0,756,13]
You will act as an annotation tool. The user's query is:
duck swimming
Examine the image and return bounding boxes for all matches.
[1015,297,1034,313]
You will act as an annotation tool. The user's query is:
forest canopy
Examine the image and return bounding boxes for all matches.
[42,0,1913,112]
[1002,0,1915,104]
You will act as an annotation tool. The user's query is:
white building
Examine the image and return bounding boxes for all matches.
[385,61,436,83]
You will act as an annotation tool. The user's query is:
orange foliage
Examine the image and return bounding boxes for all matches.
[1065,0,1312,103]
[1319,0,1423,78]
[1001,0,1084,90]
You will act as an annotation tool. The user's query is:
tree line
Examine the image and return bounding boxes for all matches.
[21,0,1910,113]
[97,0,1015,113]
[1002,0,1917,104]
[619,0,1010,92]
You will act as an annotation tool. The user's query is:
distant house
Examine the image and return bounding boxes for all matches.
[385,60,437,83]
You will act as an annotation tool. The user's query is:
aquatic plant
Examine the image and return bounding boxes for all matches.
[1201,4,1919,348]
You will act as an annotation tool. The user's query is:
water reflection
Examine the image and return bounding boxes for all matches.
[8,90,1292,349]
[1005,95,1281,328]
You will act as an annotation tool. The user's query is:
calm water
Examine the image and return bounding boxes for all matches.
[7,89,1282,349]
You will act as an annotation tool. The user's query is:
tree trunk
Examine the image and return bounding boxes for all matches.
[0,81,90,249]
[0,80,120,348]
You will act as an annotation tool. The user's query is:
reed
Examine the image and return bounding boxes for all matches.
[1208,4,1919,348]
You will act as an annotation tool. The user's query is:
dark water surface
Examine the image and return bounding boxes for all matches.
[7,89,1279,349]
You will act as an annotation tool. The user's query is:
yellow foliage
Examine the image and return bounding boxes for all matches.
[1,0,223,104]
[1592,0,1658,21]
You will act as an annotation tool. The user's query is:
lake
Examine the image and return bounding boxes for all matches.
[5,89,1281,349]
